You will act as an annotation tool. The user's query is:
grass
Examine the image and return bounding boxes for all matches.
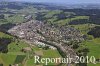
[14,55,26,64]
[7,52,25,55]
[69,24,100,66]
[0,19,8,25]
[27,46,61,66]
[71,16,89,20]
[0,32,61,66]
[6,14,25,23]
[88,63,100,66]
[8,40,29,52]
[43,49,61,58]
[85,40,100,59]
[0,14,25,25]
[55,16,89,26]
[26,49,61,66]
[0,54,17,66]
[19,6,38,14]
[71,24,100,59]
[43,49,62,65]
[81,39,100,66]
[70,24,95,34]
[0,32,12,38]
[44,10,61,19]
[26,58,36,66]
[0,54,26,66]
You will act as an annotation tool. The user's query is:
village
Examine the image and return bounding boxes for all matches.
[8,20,83,42]
[8,20,84,50]
[8,20,84,66]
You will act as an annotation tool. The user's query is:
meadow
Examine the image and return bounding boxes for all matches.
[0,31,61,66]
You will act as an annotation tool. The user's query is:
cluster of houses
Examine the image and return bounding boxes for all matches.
[8,20,83,50]
[34,41,57,50]
[8,20,84,65]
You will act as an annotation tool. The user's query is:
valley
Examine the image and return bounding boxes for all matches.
[0,1,100,66]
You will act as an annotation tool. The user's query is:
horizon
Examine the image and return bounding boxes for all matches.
[2,0,100,4]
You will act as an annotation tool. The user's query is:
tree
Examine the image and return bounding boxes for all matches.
[0,14,4,19]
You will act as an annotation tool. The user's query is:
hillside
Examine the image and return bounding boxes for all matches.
[0,1,100,66]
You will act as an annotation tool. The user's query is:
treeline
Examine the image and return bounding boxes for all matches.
[0,37,11,53]
[63,9,100,25]
[62,9,100,16]
[88,26,100,38]
[69,19,89,25]
[36,9,100,25]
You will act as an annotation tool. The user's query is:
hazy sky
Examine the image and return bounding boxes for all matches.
[12,0,100,4]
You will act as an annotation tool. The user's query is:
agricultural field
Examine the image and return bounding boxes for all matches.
[56,16,89,26]
[0,31,61,66]
[6,14,25,23]
[69,24,95,34]
[80,38,100,66]
[0,14,25,25]
[71,24,100,66]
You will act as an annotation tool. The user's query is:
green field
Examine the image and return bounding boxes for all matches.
[54,16,89,26]
[81,38,100,66]
[0,54,17,66]
[85,38,100,59]
[6,14,25,23]
[0,31,61,66]
[70,24,95,34]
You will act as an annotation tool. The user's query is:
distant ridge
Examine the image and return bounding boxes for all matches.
[0,0,100,9]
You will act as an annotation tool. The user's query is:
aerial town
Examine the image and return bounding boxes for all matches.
[0,0,100,66]
[8,20,84,65]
